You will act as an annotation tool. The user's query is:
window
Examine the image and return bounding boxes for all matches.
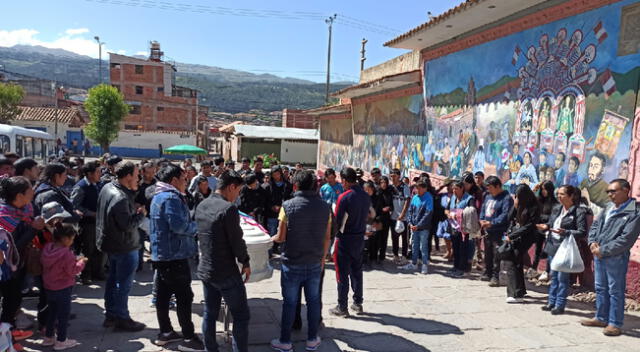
[124,124,138,130]
[135,86,143,95]
[15,136,23,156]
[0,135,10,153]
[110,63,121,69]
[157,106,164,112]
[157,87,164,92]
[135,65,144,74]
[130,105,141,115]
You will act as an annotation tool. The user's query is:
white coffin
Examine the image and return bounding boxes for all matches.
[239,215,273,283]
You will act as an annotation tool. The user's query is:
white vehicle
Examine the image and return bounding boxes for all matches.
[0,124,55,159]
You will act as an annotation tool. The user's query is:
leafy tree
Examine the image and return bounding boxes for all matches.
[84,84,129,152]
[0,83,25,124]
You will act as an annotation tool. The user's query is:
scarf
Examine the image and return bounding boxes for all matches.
[0,200,33,233]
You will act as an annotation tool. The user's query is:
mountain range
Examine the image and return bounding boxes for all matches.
[0,45,354,113]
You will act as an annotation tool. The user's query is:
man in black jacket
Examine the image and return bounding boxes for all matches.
[96,161,147,332]
[195,170,250,352]
[262,165,293,255]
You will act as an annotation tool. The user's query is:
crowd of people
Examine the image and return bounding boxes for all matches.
[0,152,636,352]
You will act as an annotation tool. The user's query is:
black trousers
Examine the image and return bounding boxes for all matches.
[483,235,503,279]
[531,231,546,270]
[294,266,325,325]
[503,248,527,298]
[373,224,390,261]
[153,259,195,339]
[80,222,106,280]
[391,220,408,258]
[0,269,25,325]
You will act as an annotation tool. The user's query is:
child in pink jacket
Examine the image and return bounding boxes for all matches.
[40,224,86,350]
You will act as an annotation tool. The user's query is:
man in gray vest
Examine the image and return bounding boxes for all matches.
[270,170,332,352]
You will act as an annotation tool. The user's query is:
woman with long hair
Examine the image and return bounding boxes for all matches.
[530,181,558,280]
[536,185,587,314]
[34,163,80,224]
[374,176,393,264]
[504,184,540,303]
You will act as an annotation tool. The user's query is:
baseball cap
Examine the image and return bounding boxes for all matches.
[107,155,123,166]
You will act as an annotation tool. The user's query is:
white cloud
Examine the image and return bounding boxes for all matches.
[135,51,147,56]
[117,49,127,55]
[65,28,89,35]
[0,28,124,58]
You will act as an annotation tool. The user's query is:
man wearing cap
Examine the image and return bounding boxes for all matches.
[101,155,122,184]
[355,168,365,187]
[72,161,105,284]
[96,161,147,332]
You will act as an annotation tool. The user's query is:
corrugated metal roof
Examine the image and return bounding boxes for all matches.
[233,124,318,141]
[14,106,83,125]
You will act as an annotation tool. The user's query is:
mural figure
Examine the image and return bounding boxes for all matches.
[514,151,539,186]
[618,159,629,180]
[554,152,567,188]
[564,156,581,187]
[557,95,576,135]
[579,152,609,217]
[521,101,534,131]
[538,98,552,131]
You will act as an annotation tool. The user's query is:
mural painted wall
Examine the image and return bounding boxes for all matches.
[318,94,427,175]
[422,0,640,218]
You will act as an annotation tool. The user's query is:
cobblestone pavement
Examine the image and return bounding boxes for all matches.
[18,251,640,352]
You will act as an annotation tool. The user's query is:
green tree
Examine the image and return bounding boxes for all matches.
[0,82,25,124]
[84,84,129,152]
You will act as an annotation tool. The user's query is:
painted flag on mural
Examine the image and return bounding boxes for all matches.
[599,69,616,98]
[593,21,608,44]
[512,45,522,65]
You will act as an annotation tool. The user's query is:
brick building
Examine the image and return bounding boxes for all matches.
[109,42,199,131]
[281,109,317,129]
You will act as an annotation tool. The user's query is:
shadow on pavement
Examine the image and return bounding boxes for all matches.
[351,312,463,335]
[322,327,431,352]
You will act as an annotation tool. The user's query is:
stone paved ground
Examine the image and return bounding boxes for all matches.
[18,251,640,352]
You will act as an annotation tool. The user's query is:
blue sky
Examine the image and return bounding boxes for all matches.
[0,0,461,83]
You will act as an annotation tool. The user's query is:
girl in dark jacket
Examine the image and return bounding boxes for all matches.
[373,176,393,263]
[529,181,558,280]
[504,184,540,303]
[34,163,80,224]
[239,174,266,223]
[536,185,587,314]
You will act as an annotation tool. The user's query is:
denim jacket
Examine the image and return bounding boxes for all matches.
[588,200,640,258]
[150,183,198,262]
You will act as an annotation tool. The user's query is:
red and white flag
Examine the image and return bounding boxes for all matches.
[512,45,522,65]
[600,69,616,98]
[593,21,608,44]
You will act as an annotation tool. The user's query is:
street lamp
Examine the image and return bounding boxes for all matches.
[94,36,105,84]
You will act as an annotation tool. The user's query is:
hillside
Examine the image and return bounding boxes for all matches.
[0,45,353,113]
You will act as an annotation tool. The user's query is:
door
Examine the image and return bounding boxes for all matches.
[66,130,83,154]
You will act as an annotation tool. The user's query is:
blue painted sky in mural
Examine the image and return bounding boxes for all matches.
[425,0,640,97]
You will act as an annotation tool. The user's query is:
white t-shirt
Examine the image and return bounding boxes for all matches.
[551,207,569,241]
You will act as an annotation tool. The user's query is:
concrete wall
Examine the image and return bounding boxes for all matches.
[281,139,317,166]
[359,51,421,84]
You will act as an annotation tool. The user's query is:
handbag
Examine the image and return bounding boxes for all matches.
[550,235,585,273]
[24,244,42,276]
[496,241,515,261]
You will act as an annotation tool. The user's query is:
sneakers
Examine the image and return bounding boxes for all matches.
[15,312,34,330]
[328,305,349,317]
[270,338,293,352]
[53,338,80,350]
[306,336,321,351]
[399,263,416,271]
[420,266,429,275]
[505,297,524,304]
[114,318,146,332]
[448,270,464,278]
[541,304,553,311]
[12,343,23,351]
[154,331,183,346]
[178,335,205,351]
[538,271,549,282]
[42,336,56,346]
[11,329,33,341]
[551,307,565,315]
[581,318,607,327]
[603,325,622,336]
[489,278,500,287]
[350,303,364,315]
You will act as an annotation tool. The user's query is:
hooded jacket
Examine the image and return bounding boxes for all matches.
[149,182,198,262]
[40,242,85,291]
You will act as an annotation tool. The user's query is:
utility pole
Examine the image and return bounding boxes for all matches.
[360,38,368,72]
[94,36,104,84]
[325,14,337,104]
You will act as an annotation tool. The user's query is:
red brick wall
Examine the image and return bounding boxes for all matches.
[282,109,317,129]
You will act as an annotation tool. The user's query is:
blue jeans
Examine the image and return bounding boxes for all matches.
[267,217,279,236]
[411,230,429,266]
[280,262,322,343]
[104,250,139,319]
[594,253,629,328]
[202,275,250,352]
[46,287,72,342]
[547,255,570,309]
